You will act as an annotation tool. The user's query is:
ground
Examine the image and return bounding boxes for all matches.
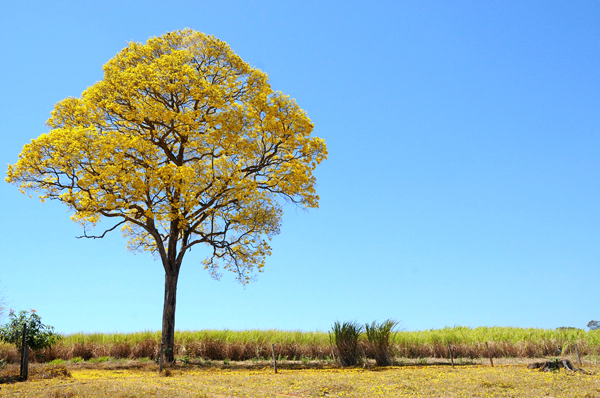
[1,359,600,397]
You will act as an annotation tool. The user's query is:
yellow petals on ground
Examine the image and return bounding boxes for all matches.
[3,363,600,397]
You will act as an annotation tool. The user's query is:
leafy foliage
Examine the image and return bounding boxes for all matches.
[587,320,600,331]
[329,321,363,367]
[365,319,398,366]
[6,28,327,284]
[556,326,579,331]
[0,310,61,351]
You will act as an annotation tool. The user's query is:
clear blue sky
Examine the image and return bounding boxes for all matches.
[1,0,599,334]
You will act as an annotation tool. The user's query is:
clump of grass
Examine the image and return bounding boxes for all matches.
[178,354,191,365]
[41,364,72,379]
[329,321,363,366]
[88,356,110,363]
[365,319,399,366]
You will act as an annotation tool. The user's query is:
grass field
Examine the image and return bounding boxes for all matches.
[1,360,600,397]
[3,327,600,397]
[2,326,600,363]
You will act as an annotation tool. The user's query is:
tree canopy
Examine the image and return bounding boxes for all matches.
[7,29,326,281]
[0,310,61,351]
[6,29,327,360]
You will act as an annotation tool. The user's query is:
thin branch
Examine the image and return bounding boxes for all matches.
[76,220,127,239]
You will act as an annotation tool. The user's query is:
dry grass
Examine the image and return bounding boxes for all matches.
[3,327,600,365]
[0,363,72,384]
[1,360,600,397]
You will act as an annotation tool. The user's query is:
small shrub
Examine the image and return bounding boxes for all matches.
[70,356,84,363]
[329,321,363,367]
[365,319,399,366]
[0,310,61,351]
[88,356,110,363]
[49,358,66,365]
[179,354,190,365]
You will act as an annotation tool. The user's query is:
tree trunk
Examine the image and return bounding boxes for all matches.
[161,270,179,363]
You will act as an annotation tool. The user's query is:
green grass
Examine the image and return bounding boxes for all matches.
[2,326,600,363]
[59,329,330,346]
[392,326,597,345]
[58,326,600,350]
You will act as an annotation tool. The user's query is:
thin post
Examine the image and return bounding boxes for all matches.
[159,343,164,373]
[447,343,455,367]
[20,323,29,381]
[486,342,494,367]
[575,343,582,367]
[271,343,277,374]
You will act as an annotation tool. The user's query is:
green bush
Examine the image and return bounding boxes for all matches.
[329,321,363,367]
[88,356,110,363]
[179,354,190,365]
[0,310,60,351]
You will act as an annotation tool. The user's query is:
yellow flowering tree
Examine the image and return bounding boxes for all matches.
[6,29,327,361]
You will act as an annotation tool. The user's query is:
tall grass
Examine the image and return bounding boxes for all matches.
[392,326,600,358]
[329,321,363,366]
[60,329,330,346]
[365,319,398,366]
[1,327,599,364]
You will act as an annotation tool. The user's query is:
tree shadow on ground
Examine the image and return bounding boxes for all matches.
[0,373,21,384]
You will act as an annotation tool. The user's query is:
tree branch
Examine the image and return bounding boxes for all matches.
[76,220,127,239]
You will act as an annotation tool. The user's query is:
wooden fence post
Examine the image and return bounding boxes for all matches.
[20,323,29,381]
[271,343,277,373]
[486,342,494,367]
[447,343,455,367]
